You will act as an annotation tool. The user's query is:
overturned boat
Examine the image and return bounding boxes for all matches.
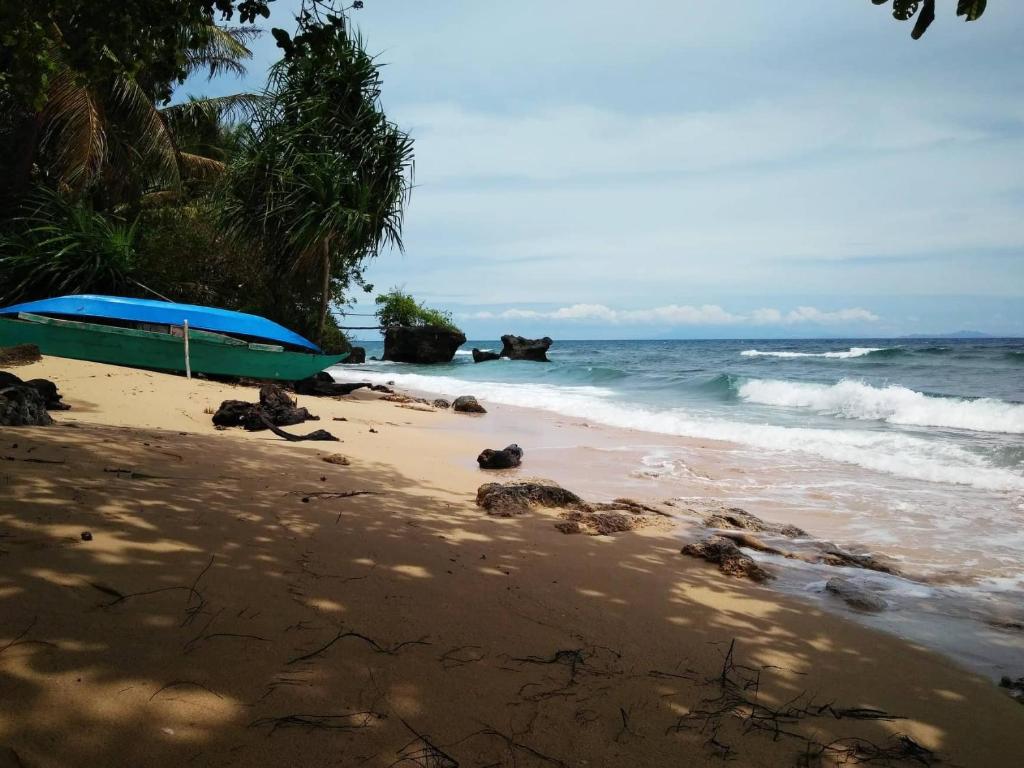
[0,295,347,380]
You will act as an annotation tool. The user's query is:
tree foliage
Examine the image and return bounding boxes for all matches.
[375,288,460,333]
[871,0,987,39]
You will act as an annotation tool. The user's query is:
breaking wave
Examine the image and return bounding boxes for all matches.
[740,347,894,360]
[737,378,1024,434]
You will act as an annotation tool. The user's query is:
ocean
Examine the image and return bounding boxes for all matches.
[329,338,1024,676]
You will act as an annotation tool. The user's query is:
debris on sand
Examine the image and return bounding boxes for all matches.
[322,454,351,466]
[0,373,55,427]
[212,384,317,431]
[0,344,42,366]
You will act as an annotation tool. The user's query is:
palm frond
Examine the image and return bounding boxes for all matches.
[39,68,107,190]
[179,152,226,180]
[106,75,181,190]
[186,25,257,80]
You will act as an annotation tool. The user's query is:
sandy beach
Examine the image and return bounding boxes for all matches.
[1,357,1022,767]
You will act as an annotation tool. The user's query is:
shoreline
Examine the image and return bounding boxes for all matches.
[326,362,1024,681]
[1,357,1022,766]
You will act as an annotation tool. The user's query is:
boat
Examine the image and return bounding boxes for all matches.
[0,295,348,380]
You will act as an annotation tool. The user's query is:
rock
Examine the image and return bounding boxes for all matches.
[322,454,351,466]
[432,398,451,409]
[702,507,806,538]
[476,481,585,517]
[369,384,393,394]
[383,325,467,364]
[680,536,773,582]
[0,378,53,427]
[0,372,69,411]
[555,508,656,536]
[817,545,900,575]
[477,444,523,469]
[294,372,372,397]
[80,531,92,541]
[500,335,552,362]
[452,395,486,414]
[212,384,317,431]
[824,577,887,612]
[381,393,430,405]
[472,348,500,363]
[999,677,1024,704]
[0,344,42,366]
[340,346,366,364]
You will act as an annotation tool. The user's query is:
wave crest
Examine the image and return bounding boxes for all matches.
[738,378,1024,434]
[741,347,892,360]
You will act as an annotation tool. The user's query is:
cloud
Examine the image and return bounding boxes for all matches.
[462,304,879,326]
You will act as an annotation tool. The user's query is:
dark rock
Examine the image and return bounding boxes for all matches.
[0,377,53,427]
[825,577,887,612]
[80,531,92,541]
[383,325,467,364]
[294,371,371,397]
[24,378,71,410]
[340,346,366,364]
[680,536,773,582]
[500,335,552,362]
[702,507,806,538]
[0,344,42,366]
[556,509,656,536]
[369,384,393,394]
[999,676,1024,704]
[212,384,317,431]
[432,399,451,409]
[477,444,523,469]
[472,348,500,363]
[476,481,585,517]
[322,454,350,466]
[452,395,486,414]
[817,544,901,575]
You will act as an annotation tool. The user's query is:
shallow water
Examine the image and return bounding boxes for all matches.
[329,338,1024,677]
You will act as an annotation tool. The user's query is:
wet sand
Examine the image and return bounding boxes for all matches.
[1,357,1022,767]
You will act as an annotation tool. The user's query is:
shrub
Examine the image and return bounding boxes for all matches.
[374,288,460,333]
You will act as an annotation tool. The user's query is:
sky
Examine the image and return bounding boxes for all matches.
[184,1,1024,339]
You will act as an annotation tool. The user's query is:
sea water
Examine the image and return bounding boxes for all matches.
[329,339,1024,676]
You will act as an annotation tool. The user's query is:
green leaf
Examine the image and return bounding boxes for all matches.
[957,0,987,21]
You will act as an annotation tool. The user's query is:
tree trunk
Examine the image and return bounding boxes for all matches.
[316,237,332,347]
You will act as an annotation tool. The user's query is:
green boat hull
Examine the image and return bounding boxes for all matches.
[0,316,346,380]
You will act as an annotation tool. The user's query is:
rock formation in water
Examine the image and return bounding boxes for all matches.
[500,335,552,362]
[472,348,500,363]
[383,325,467,364]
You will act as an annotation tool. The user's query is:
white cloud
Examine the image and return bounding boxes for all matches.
[461,304,879,326]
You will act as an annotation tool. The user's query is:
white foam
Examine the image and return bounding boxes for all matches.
[738,378,1024,434]
[327,367,1024,492]
[741,347,885,359]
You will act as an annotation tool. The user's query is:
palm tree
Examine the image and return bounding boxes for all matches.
[220,14,413,345]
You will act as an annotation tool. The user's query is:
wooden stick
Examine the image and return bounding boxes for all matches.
[183,320,192,379]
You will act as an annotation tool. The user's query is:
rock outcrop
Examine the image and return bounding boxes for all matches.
[452,395,486,414]
[213,384,318,431]
[680,536,773,582]
[340,346,366,364]
[500,335,552,362]
[476,481,585,517]
[824,577,887,612]
[383,325,466,364]
[472,348,500,363]
[294,372,372,397]
[0,379,53,426]
[432,398,451,409]
[0,372,69,411]
[477,444,523,469]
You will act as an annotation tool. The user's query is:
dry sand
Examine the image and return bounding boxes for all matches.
[1,357,1021,767]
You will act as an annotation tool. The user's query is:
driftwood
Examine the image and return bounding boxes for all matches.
[259,413,338,441]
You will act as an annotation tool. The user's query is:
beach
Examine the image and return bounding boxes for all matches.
[1,357,1022,767]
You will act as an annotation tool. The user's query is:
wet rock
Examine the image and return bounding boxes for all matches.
[702,507,806,538]
[825,577,887,612]
[0,378,53,426]
[472,348,500,363]
[476,481,584,517]
[294,372,371,397]
[369,384,393,394]
[340,346,366,364]
[432,398,451,409]
[680,536,773,582]
[0,344,42,366]
[817,544,901,575]
[999,676,1024,704]
[500,334,552,362]
[212,384,317,431]
[477,444,523,470]
[453,395,487,414]
[383,325,467,364]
